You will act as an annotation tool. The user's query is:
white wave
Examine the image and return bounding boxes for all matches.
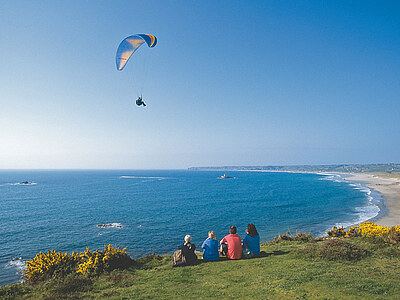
[319,176,334,181]
[330,204,380,230]
[360,189,371,195]
[7,258,26,273]
[319,173,340,176]
[346,181,372,196]
[354,205,380,223]
[319,173,342,181]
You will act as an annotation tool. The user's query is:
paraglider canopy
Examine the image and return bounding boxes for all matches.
[116,34,157,71]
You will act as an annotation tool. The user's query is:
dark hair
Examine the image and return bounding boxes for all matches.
[229,225,237,234]
[247,224,258,237]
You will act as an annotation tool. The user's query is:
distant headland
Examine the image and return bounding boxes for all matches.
[189,163,400,174]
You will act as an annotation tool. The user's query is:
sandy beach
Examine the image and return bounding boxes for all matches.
[344,173,400,227]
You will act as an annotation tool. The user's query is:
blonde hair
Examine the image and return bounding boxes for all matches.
[208,231,215,239]
[184,235,192,244]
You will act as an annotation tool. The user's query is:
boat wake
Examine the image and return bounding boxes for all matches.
[96,223,123,229]
[0,182,37,187]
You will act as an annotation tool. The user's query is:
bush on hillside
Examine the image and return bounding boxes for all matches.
[23,244,135,283]
[327,222,400,242]
[77,244,135,276]
[0,283,28,300]
[317,239,368,261]
[45,273,93,296]
[296,239,369,261]
[387,227,400,244]
[24,250,80,283]
[327,226,346,237]
[273,231,315,243]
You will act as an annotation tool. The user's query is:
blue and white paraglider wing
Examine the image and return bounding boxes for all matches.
[116,34,157,71]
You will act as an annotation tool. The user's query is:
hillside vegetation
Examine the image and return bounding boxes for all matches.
[2,224,400,299]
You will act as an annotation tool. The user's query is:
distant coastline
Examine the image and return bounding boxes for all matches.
[188,163,400,174]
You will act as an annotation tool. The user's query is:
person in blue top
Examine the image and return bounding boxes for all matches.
[201,231,220,261]
[242,223,260,257]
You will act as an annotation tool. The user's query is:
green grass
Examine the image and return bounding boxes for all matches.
[2,238,400,299]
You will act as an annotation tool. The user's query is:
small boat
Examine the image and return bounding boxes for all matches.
[18,181,33,185]
[219,174,233,179]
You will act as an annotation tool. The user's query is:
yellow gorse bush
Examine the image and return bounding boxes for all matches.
[327,222,400,241]
[24,244,131,282]
[76,244,128,276]
[24,250,79,282]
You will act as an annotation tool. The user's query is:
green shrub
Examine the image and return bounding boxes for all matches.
[0,283,28,300]
[387,227,400,244]
[295,243,318,259]
[45,273,93,295]
[294,232,315,242]
[136,253,167,269]
[327,226,346,237]
[317,239,368,261]
[273,231,315,243]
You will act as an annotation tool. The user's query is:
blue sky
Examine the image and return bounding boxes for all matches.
[1,1,399,169]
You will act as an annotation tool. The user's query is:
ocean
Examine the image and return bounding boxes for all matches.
[0,170,385,285]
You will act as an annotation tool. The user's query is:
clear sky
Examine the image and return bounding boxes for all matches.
[1,1,399,169]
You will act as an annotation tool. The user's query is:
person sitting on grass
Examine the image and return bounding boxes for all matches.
[201,231,220,261]
[178,235,198,265]
[242,223,260,258]
[220,225,242,260]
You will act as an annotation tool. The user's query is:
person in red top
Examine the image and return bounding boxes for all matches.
[220,225,242,259]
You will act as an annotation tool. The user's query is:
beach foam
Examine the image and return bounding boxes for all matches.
[6,258,26,275]
[332,205,380,229]
[318,173,382,233]
[319,173,342,182]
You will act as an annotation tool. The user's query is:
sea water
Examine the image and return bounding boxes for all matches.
[0,170,385,285]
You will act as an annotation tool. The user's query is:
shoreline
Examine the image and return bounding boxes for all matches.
[271,170,400,227]
[343,173,400,227]
[237,169,399,228]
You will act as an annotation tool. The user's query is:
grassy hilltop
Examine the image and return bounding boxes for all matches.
[2,226,400,299]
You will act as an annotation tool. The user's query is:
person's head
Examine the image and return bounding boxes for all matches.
[229,225,237,234]
[246,223,258,237]
[184,235,192,244]
[208,231,215,239]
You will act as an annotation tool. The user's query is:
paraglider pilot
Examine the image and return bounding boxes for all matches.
[136,96,146,107]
